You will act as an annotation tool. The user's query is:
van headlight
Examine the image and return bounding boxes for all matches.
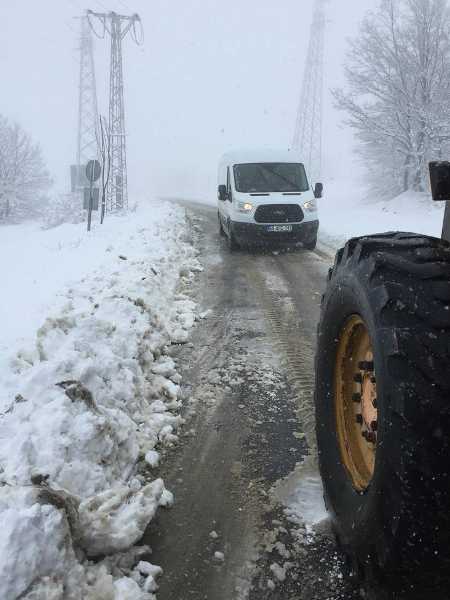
[238,202,253,213]
[303,199,317,212]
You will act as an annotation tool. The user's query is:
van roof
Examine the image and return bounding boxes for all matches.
[219,149,303,166]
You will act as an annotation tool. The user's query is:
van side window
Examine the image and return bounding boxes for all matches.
[226,167,232,201]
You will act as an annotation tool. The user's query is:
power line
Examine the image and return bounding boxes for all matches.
[86,11,106,39]
[116,0,132,13]
[131,17,144,45]
[93,0,109,12]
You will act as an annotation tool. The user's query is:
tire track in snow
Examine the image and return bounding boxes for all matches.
[247,262,317,456]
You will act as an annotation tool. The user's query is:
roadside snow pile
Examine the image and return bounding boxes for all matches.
[0,200,201,599]
[318,180,445,252]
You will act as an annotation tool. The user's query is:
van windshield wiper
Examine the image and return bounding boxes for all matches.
[260,164,299,191]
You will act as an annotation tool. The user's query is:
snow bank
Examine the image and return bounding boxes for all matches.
[0,200,200,598]
[318,179,445,252]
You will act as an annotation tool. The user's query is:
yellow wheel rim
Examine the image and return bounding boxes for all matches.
[335,315,378,492]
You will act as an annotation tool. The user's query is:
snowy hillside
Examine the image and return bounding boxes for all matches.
[0,200,201,599]
[318,180,445,252]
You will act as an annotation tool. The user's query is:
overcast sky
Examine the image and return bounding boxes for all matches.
[0,0,377,200]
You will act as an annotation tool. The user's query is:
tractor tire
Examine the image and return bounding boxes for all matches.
[315,232,450,598]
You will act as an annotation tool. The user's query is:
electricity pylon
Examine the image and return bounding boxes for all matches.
[87,10,142,211]
[77,15,100,173]
[292,0,327,184]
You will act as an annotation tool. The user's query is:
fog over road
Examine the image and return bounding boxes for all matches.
[144,203,361,600]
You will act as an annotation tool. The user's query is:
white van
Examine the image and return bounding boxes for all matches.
[217,150,321,250]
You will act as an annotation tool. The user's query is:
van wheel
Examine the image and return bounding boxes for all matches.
[315,232,450,597]
[227,227,239,251]
[218,213,226,237]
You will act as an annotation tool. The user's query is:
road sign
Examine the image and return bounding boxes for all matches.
[86,159,101,183]
[83,187,99,210]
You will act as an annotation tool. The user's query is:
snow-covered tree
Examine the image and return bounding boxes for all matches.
[335,0,450,196]
[43,193,85,229]
[0,115,52,221]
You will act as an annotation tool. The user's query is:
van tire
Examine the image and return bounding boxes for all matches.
[315,232,450,598]
[227,226,240,251]
[218,213,226,237]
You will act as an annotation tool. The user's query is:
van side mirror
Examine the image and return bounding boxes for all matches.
[429,162,450,201]
[218,184,228,202]
[314,182,323,199]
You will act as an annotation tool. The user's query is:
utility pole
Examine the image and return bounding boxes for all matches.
[87,10,142,212]
[292,0,327,184]
[77,15,100,175]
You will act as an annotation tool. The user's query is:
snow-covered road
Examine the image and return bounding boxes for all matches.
[144,202,360,600]
[2,191,442,599]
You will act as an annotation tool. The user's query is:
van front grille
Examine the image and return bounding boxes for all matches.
[254,204,304,224]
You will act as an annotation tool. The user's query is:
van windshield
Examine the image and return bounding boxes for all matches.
[233,163,309,193]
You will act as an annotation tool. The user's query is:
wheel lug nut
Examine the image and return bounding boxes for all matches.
[358,361,374,372]
[352,393,362,403]
[353,373,363,384]
[356,414,363,425]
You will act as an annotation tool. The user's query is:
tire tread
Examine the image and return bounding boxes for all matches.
[316,231,450,598]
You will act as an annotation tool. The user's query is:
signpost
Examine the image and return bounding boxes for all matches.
[85,159,101,232]
[83,187,99,211]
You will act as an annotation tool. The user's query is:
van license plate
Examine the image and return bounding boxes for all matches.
[267,225,293,233]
